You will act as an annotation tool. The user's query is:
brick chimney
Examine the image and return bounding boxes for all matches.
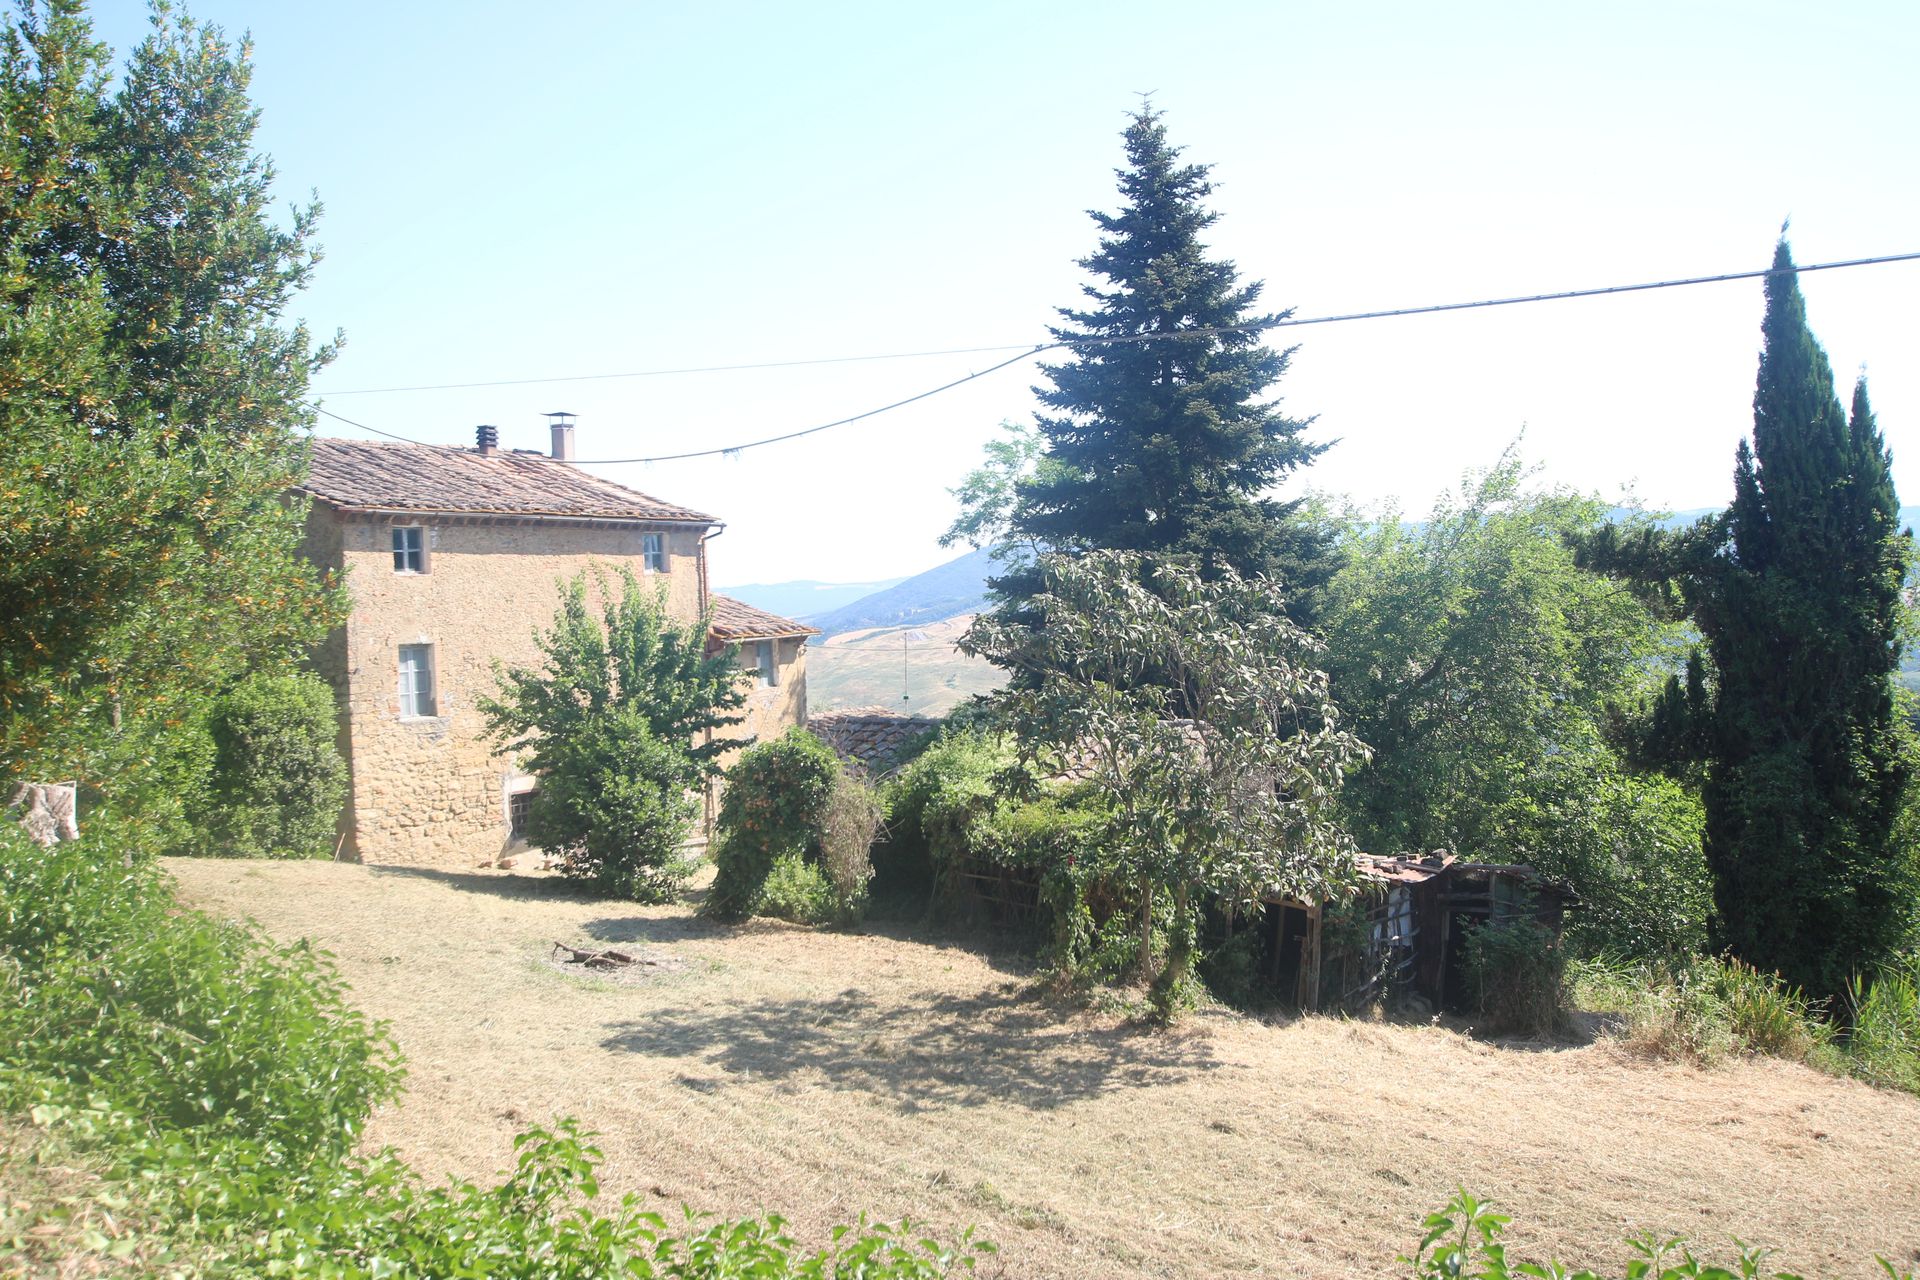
[544,411,576,461]
[475,424,499,455]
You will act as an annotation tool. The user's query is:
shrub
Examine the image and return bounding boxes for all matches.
[1462,913,1569,1036]
[196,670,348,859]
[1581,955,1829,1067]
[1844,953,1920,1093]
[877,730,1009,899]
[706,729,839,922]
[0,823,400,1164]
[820,770,884,924]
[759,852,834,925]
[530,712,703,901]
[1405,1188,1914,1279]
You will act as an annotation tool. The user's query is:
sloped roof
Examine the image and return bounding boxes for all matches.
[808,707,941,778]
[300,437,715,523]
[708,594,820,641]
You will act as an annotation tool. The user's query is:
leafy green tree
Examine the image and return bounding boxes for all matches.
[198,671,348,859]
[480,569,746,901]
[1322,455,1711,955]
[1581,242,1917,996]
[0,1,337,834]
[966,107,1333,625]
[962,550,1365,1017]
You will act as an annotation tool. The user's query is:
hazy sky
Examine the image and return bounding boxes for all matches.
[93,1,1920,587]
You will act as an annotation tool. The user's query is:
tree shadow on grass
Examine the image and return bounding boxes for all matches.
[598,982,1228,1113]
[366,863,605,903]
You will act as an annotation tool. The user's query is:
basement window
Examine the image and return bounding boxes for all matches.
[392,525,426,573]
[397,644,436,717]
[642,532,666,573]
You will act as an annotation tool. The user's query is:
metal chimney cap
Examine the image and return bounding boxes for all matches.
[542,411,576,422]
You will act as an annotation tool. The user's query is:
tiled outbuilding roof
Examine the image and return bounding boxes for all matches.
[300,437,716,523]
[807,708,942,778]
[708,595,820,641]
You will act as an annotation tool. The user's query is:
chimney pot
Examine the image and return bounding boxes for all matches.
[476,424,499,455]
[544,410,577,461]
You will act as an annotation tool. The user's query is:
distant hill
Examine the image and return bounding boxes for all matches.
[716,575,907,622]
[803,545,1007,639]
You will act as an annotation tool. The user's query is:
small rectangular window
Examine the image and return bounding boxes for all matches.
[398,644,436,717]
[392,526,426,573]
[508,789,536,839]
[642,532,666,573]
[756,639,778,688]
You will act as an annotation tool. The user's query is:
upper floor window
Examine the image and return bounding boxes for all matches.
[642,532,666,573]
[393,526,426,573]
[756,639,779,687]
[398,643,437,717]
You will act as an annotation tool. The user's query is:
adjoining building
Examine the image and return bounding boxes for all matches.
[296,419,814,867]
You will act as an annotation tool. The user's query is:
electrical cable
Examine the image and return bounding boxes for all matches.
[306,249,1920,463]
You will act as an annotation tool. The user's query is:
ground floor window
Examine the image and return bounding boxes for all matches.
[398,643,436,717]
[509,788,536,839]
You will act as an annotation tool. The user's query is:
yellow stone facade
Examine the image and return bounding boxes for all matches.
[304,508,805,867]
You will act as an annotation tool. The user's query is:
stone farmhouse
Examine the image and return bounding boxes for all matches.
[296,420,816,867]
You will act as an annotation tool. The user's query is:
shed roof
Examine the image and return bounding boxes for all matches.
[808,707,941,778]
[708,595,820,641]
[300,437,716,523]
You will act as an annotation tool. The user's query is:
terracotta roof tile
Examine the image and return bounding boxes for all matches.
[300,437,715,522]
[708,595,820,640]
[808,708,942,778]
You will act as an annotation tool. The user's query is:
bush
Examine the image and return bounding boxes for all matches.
[1462,914,1569,1036]
[1580,955,1828,1067]
[195,670,349,859]
[820,770,884,924]
[760,852,835,925]
[877,730,1009,900]
[530,712,702,901]
[1844,953,1920,1093]
[0,823,400,1164]
[706,729,839,922]
[1405,1188,1914,1279]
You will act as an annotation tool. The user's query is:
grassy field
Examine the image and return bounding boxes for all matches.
[168,859,1920,1280]
[807,615,1005,717]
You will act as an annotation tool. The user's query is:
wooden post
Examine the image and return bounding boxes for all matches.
[1303,903,1323,1012]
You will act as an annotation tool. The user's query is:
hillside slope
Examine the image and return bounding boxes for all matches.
[804,545,1006,638]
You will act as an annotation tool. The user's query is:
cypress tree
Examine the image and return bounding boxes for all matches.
[998,106,1332,620]
[1696,241,1913,997]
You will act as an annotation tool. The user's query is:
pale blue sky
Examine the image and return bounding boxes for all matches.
[93,1,1920,586]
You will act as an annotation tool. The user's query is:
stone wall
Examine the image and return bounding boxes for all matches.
[321,509,714,867]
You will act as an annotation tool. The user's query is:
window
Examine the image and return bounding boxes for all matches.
[397,644,436,717]
[642,532,666,573]
[392,525,426,573]
[508,789,536,839]
[756,639,779,687]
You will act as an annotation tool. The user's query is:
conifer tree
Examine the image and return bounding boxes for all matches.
[1584,240,1916,996]
[984,107,1332,620]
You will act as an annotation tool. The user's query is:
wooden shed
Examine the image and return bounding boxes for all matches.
[1262,853,1571,1013]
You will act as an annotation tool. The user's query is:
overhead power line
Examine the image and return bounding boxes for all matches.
[307,249,1920,464]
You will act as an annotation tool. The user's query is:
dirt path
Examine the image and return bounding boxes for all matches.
[168,859,1920,1279]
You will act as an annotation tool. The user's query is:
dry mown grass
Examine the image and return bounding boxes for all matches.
[168,859,1920,1280]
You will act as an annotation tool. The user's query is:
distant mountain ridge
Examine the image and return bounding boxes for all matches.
[802,545,1005,638]
[716,574,907,622]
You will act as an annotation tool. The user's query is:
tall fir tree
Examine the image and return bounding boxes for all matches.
[1585,240,1915,997]
[990,106,1332,621]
